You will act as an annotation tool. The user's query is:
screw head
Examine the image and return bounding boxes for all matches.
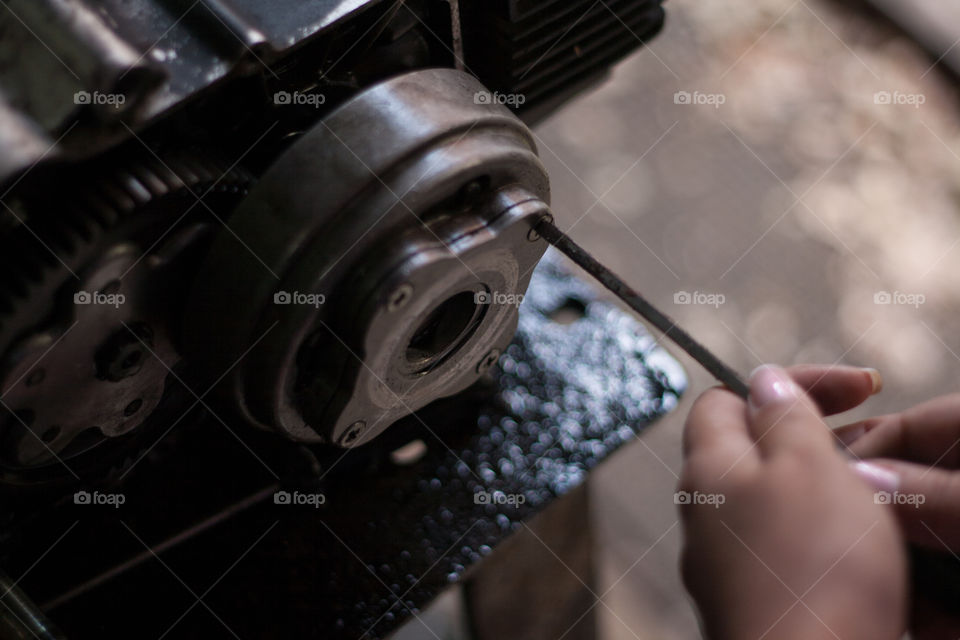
[527,214,553,242]
[339,420,367,447]
[476,349,501,375]
[387,284,414,312]
[96,324,153,382]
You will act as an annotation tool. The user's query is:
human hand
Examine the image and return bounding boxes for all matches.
[839,395,960,639]
[679,365,905,640]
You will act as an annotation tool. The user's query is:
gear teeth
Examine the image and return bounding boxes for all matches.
[97,178,138,214]
[116,171,153,206]
[0,149,254,482]
[151,158,190,196]
[63,203,100,244]
[130,163,168,198]
[178,168,204,197]
[0,150,253,351]
[80,194,120,230]
[45,213,83,255]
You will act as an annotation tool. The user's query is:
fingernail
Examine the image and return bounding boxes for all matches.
[748,365,801,410]
[863,368,883,395]
[850,460,899,494]
[835,424,866,447]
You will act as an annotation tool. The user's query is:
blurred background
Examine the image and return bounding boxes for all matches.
[531,0,960,637]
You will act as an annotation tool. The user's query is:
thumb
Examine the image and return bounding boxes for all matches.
[746,365,833,455]
[851,459,960,551]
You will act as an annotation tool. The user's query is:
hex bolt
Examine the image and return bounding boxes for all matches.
[95,324,154,382]
[387,284,414,312]
[476,349,501,375]
[339,420,367,447]
[527,213,554,243]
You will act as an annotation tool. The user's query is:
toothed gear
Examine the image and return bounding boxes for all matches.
[0,150,252,485]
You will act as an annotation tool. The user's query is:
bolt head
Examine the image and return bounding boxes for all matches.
[387,284,414,312]
[96,324,153,382]
[527,214,553,242]
[339,420,367,447]
[476,349,501,375]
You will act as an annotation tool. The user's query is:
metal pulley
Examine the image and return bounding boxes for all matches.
[185,69,552,447]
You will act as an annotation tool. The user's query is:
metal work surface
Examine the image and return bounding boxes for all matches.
[0,255,685,639]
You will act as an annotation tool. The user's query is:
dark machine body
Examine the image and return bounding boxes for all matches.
[0,0,666,483]
[0,1,676,638]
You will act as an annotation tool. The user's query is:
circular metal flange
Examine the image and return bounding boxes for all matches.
[185,68,551,447]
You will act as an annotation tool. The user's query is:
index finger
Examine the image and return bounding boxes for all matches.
[786,365,882,416]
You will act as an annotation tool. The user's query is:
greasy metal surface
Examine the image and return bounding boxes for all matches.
[0,0,668,187]
[190,0,379,49]
[0,0,385,184]
[1,255,685,638]
[0,0,379,110]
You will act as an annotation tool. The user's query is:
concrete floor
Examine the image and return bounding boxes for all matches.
[528,1,960,637]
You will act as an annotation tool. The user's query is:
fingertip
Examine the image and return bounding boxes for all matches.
[745,364,833,453]
[748,364,803,411]
[863,368,883,395]
[849,459,900,493]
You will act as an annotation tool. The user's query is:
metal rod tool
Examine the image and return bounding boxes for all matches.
[535,218,750,399]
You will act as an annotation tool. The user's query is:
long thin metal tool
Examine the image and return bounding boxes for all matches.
[535,219,750,399]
